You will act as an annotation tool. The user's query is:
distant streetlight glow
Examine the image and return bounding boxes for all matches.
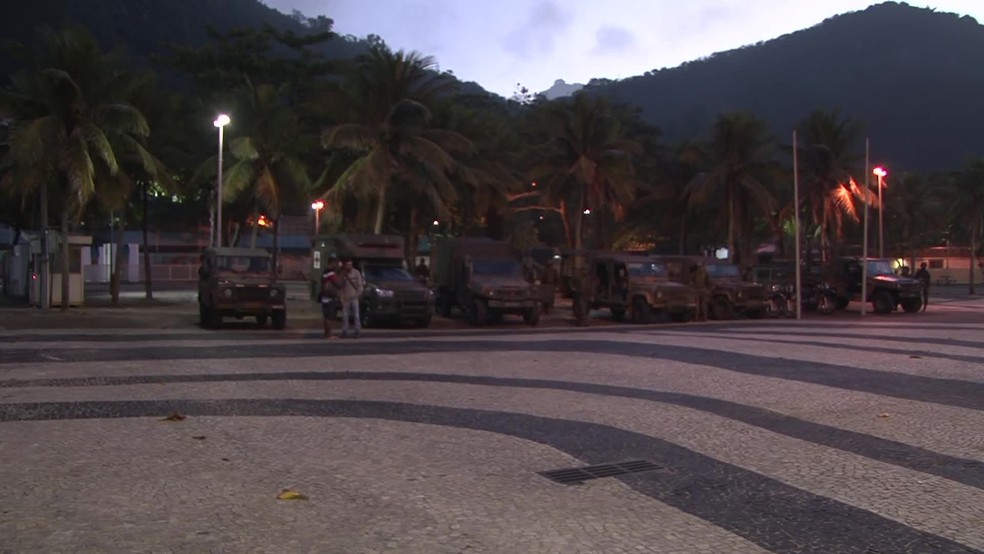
[873,166,887,258]
[433,220,439,226]
[213,114,230,247]
[311,200,325,234]
[583,209,591,215]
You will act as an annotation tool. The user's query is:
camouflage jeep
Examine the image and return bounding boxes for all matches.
[655,255,766,319]
[197,247,286,329]
[572,252,697,325]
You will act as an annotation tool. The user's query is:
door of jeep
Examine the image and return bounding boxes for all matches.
[844,260,863,296]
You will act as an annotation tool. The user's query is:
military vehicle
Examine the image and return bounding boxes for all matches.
[571,252,697,325]
[754,263,838,316]
[655,255,766,319]
[197,247,286,329]
[310,234,434,327]
[431,237,540,326]
[827,257,923,314]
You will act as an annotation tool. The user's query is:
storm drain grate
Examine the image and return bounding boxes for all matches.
[540,459,665,485]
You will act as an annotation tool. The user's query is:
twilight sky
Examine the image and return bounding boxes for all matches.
[261,1,983,97]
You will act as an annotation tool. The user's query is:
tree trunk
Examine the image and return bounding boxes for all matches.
[59,207,70,312]
[678,214,687,255]
[727,189,735,263]
[111,218,124,307]
[373,186,387,234]
[573,197,584,250]
[142,182,153,300]
[558,199,571,248]
[250,204,260,248]
[272,215,280,280]
[39,184,50,309]
[407,206,418,266]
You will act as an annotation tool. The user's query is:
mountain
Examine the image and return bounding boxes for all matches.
[587,2,984,172]
[541,79,584,100]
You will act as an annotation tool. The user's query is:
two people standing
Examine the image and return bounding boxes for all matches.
[319,256,365,338]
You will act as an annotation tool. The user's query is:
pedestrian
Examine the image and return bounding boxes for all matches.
[319,255,341,339]
[338,257,365,337]
[690,261,711,321]
[914,262,931,311]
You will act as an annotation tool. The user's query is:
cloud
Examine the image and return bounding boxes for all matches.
[503,0,574,57]
[591,26,636,54]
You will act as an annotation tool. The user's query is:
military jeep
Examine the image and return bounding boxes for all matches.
[828,257,923,314]
[655,255,766,319]
[572,253,697,325]
[198,247,286,329]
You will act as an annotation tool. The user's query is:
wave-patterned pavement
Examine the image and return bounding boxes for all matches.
[1,316,982,553]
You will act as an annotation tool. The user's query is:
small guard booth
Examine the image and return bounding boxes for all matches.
[30,232,92,308]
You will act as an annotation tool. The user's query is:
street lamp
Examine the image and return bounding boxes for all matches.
[873,166,887,258]
[311,200,325,234]
[213,114,230,247]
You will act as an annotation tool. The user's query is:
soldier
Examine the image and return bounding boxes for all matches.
[690,261,711,321]
[319,255,341,339]
[914,262,931,311]
[539,259,560,314]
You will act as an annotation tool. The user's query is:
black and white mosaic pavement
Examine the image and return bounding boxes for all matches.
[1,307,983,553]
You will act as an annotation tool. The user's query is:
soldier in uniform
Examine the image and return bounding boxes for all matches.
[690,261,711,321]
[319,255,341,338]
[539,259,559,314]
[914,262,931,311]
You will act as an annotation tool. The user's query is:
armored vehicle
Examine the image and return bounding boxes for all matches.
[569,252,696,324]
[431,237,540,326]
[828,257,923,314]
[655,255,766,319]
[311,234,434,327]
[198,247,286,329]
[753,263,837,316]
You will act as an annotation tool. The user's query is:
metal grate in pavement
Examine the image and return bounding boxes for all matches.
[540,459,665,485]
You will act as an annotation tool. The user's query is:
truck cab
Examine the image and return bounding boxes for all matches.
[197,247,286,329]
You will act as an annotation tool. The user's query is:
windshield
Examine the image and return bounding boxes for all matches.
[364,265,414,282]
[472,259,523,278]
[706,264,741,278]
[627,261,666,278]
[215,255,270,274]
[866,260,896,276]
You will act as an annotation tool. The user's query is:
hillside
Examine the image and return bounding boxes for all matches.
[588,2,984,172]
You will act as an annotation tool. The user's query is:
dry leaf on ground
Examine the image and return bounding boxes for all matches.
[161,412,186,422]
[277,489,309,501]
[192,435,206,440]
[878,413,891,418]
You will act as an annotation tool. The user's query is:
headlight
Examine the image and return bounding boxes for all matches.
[737,290,744,299]
[222,288,233,298]
[270,288,280,298]
[424,289,434,299]
[656,291,663,299]
[376,288,395,298]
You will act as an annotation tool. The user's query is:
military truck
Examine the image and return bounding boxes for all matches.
[827,257,923,314]
[431,237,540,326]
[655,255,766,319]
[310,234,434,327]
[197,247,286,329]
[571,252,697,325]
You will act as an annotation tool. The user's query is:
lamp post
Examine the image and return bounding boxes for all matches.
[873,166,887,259]
[311,200,325,235]
[213,114,230,247]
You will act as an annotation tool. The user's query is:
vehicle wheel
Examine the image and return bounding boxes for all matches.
[256,314,268,327]
[901,298,922,313]
[360,307,377,329]
[523,305,540,326]
[468,299,487,326]
[872,290,893,314]
[765,294,783,318]
[632,297,652,324]
[611,307,627,322]
[836,297,850,310]
[711,297,734,320]
[271,309,286,330]
[415,314,432,327]
[817,293,837,315]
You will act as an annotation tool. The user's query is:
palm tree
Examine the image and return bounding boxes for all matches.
[683,112,776,264]
[0,27,154,310]
[884,172,946,268]
[795,109,870,262]
[948,159,984,294]
[530,93,641,249]
[319,47,464,234]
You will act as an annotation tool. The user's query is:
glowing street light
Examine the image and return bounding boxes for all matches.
[311,200,325,234]
[873,166,887,258]
[583,209,591,215]
[213,114,230,247]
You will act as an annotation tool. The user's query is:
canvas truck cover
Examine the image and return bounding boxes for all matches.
[431,237,515,288]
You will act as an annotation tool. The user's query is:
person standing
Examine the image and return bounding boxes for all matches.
[338,258,365,337]
[319,255,341,339]
[914,262,931,311]
[690,261,711,321]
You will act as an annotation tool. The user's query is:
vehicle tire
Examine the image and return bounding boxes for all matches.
[469,298,487,326]
[632,297,652,324]
[256,314,268,327]
[817,292,837,315]
[901,298,922,313]
[872,290,893,314]
[523,306,540,326]
[765,294,784,318]
[836,297,850,310]
[611,307,627,322]
[711,297,734,320]
[271,309,286,330]
[360,307,377,329]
